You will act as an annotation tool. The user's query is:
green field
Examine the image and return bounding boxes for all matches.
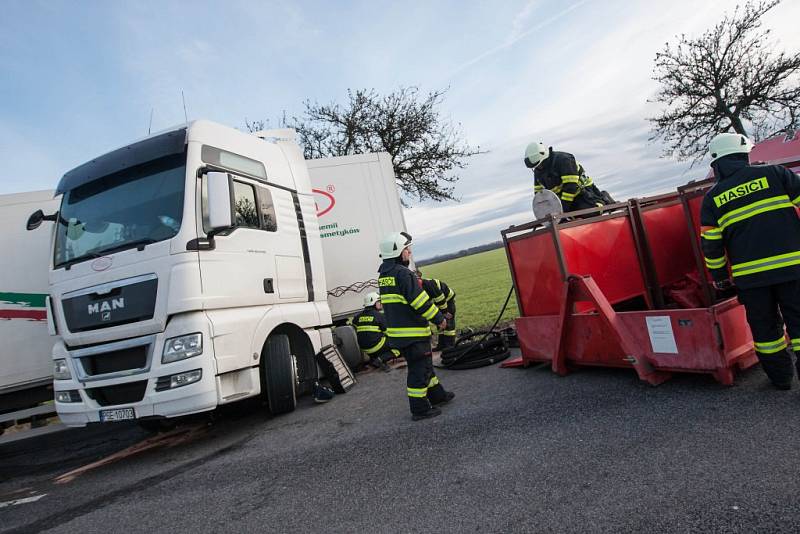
[419,247,519,330]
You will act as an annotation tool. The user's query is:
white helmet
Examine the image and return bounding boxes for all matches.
[524,142,548,168]
[363,292,380,307]
[708,133,753,163]
[379,231,413,259]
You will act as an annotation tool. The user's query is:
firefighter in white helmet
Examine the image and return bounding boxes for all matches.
[524,142,613,214]
[377,232,454,420]
[351,291,396,372]
[701,132,800,390]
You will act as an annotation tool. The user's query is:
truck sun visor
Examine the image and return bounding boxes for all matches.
[56,128,187,195]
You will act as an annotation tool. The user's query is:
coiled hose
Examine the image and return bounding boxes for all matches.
[438,286,515,370]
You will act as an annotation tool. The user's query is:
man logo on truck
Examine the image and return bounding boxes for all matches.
[88,298,125,316]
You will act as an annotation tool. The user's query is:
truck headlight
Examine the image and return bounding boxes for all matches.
[54,359,71,380]
[162,333,203,364]
[55,390,81,403]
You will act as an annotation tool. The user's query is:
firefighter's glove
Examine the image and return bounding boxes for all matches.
[713,279,734,291]
[713,279,737,300]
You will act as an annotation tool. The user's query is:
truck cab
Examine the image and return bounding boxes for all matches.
[41,120,334,426]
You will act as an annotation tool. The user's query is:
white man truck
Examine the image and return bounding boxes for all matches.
[23,120,405,427]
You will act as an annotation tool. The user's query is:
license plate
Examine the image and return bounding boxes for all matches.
[100,407,136,422]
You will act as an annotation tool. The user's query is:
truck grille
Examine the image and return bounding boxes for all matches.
[85,381,148,407]
[61,275,158,333]
[79,346,147,376]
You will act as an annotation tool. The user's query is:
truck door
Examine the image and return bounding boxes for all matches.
[198,174,308,308]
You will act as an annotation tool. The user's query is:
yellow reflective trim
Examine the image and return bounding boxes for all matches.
[561,175,580,184]
[552,185,562,194]
[718,195,792,230]
[422,304,439,320]
[713,177,769,208]
[410,292,430,310]
[428,376,440,388]
[445,289,455,301]
[432,294,446,303]
[363,336,386,354]
[754,336,787,354]
[561,192,577,201]
[731,251,800,277]
[534,184,544,191]
[704,256,727,269]
[793,195,800,206]
[357,316,375,323]
[791,338,800,351]
[356,325,382,333]
[441,330,456,336]
[378,276,396,287]
[701,228,723,241]
[437,304,447,310]
[407,387,427,398]
[381,293,408,304]
[387,327,432,337]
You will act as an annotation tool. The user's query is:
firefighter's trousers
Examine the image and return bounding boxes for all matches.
[401,341,448,414]
[737,278,800,386]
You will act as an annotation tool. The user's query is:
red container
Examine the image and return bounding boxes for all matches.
[503,138,800,385]
[504,134,800,385]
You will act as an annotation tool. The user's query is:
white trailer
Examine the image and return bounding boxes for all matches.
[0,191,60,431]
[307,153,406,320]
[22,121,406,427]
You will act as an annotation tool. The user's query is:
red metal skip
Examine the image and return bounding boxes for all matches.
[503,132,800,386]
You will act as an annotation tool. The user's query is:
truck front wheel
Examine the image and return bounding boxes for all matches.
[261,335,297,415]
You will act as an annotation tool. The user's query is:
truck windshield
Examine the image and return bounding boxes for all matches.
[54,153,186,268]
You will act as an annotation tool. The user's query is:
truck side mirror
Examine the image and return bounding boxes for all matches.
[207,171,233,232]
[26,209,57,231]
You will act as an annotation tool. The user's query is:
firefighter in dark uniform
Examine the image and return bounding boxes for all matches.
[700,132,800,390]
[352,291,395,372]
[524,141,610,213]
[378,231,455,420]
[416,270,457,350]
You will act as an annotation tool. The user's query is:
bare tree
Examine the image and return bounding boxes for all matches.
[649,0,800,162]
[248,87,483,203]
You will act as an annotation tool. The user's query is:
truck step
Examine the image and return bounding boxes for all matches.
[315,345,356,393]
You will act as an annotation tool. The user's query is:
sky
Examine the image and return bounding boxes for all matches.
[2,0,800,260]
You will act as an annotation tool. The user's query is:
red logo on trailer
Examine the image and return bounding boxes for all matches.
[313,187,336,217]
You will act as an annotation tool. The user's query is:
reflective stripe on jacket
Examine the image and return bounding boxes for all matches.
[700,156,800,289]
[352,306,388,354]
[533,149,593,211]
[378,259,445,347]
[421,278,456,310]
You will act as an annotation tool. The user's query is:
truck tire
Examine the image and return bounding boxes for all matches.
[334,325,363,370]
[262,335,297,415]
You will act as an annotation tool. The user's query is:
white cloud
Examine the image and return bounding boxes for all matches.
[443,0,588,81]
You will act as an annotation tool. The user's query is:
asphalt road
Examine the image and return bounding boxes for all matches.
[2,356,800,533]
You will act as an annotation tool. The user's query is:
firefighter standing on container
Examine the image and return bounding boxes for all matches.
[701,132,800,390]
[416,270,457,350]
[378,232,455,420]
[524,142,610,213]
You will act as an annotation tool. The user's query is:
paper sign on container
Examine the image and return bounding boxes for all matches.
[646,316,678,354]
